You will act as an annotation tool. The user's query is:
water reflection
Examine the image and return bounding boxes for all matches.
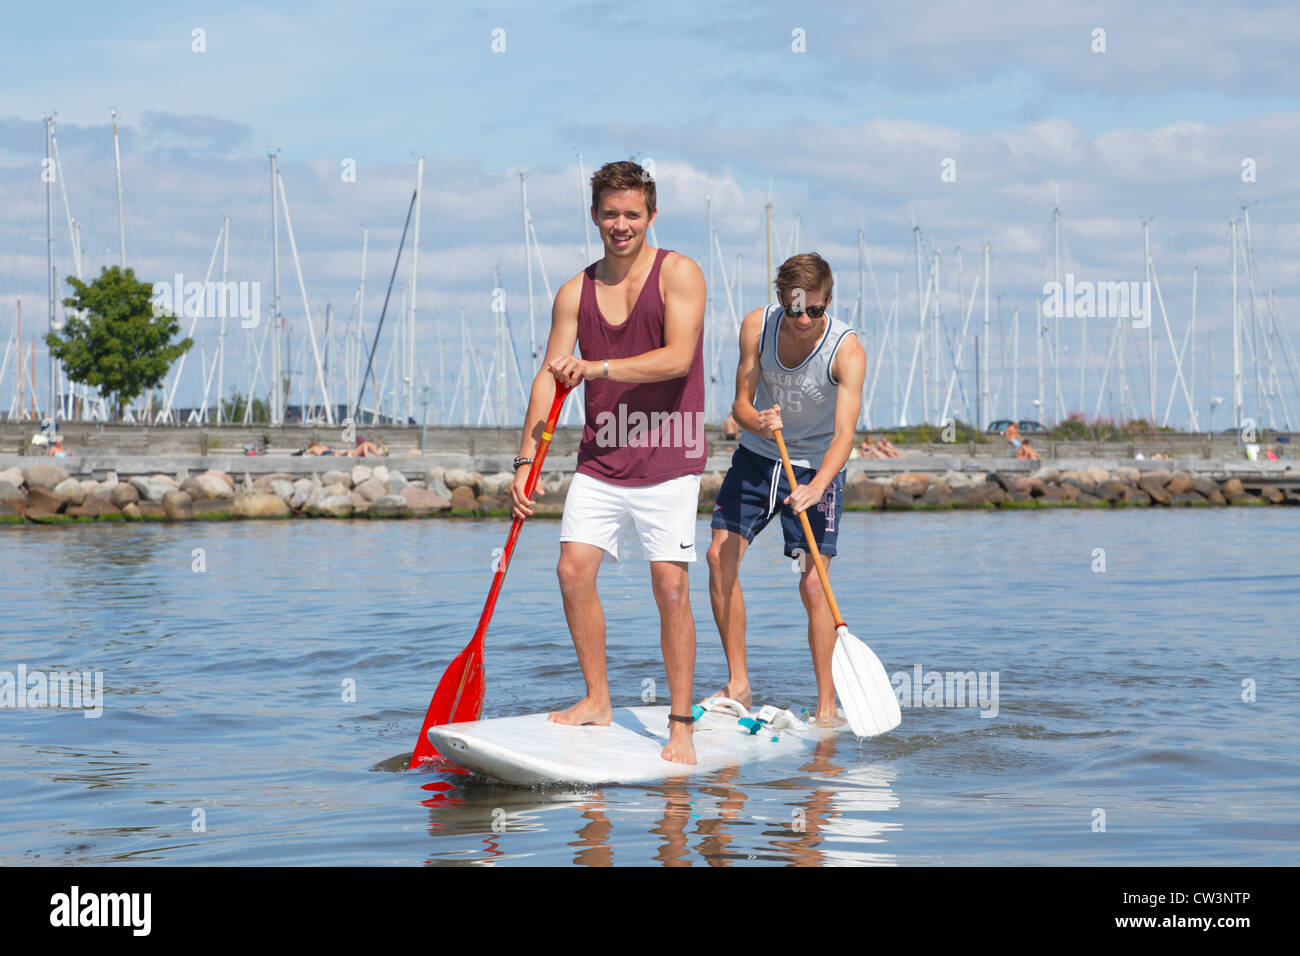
[417,735,900,866]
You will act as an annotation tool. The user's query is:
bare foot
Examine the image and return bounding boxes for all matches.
[705,682,752,709]
[661,721,696,764]
[807,712,846,729]
[548,696,612,726]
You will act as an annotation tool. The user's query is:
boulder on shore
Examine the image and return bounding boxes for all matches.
[232,492,291,518]
[22,463,68,491]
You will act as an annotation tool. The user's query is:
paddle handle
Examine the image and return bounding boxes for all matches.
[445,382,572,713]
[474,380,571,621]
[772,428,846,630]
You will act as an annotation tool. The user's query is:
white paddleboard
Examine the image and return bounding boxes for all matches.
[427,702,836,786]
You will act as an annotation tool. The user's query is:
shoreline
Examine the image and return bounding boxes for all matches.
[3,456,1297,524]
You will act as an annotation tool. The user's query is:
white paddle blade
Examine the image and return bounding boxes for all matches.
[832,626,902,737]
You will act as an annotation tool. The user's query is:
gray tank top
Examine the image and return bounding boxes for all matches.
[739,304,857,469]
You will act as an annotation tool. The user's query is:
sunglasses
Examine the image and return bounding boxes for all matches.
[784,303,827,318]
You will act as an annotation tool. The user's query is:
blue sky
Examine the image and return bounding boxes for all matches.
[2,0,1298,428]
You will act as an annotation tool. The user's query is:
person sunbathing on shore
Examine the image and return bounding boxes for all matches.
[1017,438,1040,460]
[1003,422,1023,451]
[47,437,68,458]
[857,435,887,459]
[302,443,343,456]
[874,436,900,458]
[347,436,386,457]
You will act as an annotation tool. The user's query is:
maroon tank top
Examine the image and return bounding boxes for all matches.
[575,248,706,486]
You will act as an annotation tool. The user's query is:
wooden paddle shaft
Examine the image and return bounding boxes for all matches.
[772,428,846,629]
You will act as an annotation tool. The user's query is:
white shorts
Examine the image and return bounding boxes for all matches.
[559,471,702,562]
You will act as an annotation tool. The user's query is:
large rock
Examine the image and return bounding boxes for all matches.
[916,486,950,508]
[1146,468,1173,487]
[1166,471,1195,495]
[232,492,291,518]
[479,472,515,496]
[23,463,68,491]
[367,494,410,517]
[1137,477,1171,503]
[1258,485,1284,504]
[191,498,234,518]
[195,471,235,499]
[180,477,208,500]
[1054,482,1081,501]
[270,479,295,503]
[323,469,352,489]
[110,482,140,507]
[162,490,194,520]
[449,486,479,512]
[1084,465,1111,485]
[1097,479,1128,502]
[845,477,885,509]
[1121,487,1152,505]
[0,479,24,503]
[302,483,346,515]
[150,474,181,490]
[252,472,294,494]
[0,466,24,488]
[939,470,980,491]
[444,469,481,495]
[52,478,85,506]
[1115,466,1140,483]
[891,472,932,493]
[356,477,389,502]
[290,478,315,509]
[350,464,373,486]
[129,476,172,502]
[1193,477,1218,497]
[387,470,409,493]
[25,486,68,515]
[399,487,451,514]
[318,494,355,517]
[1013,475,1045,496]
[1221,478,1245,499]
[68,496,119,518]
[370,465,391,484]
[476,494,505,513]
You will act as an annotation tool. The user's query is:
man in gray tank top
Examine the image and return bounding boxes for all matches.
[706,253,866,725]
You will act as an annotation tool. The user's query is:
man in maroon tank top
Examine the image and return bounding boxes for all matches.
[508,161,707,765]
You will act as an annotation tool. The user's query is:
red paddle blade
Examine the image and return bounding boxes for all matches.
[410,638,485,768]
[408,382,572,771]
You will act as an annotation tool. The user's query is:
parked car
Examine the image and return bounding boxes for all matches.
[986,419,1047,434]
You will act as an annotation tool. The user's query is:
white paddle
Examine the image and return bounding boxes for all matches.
[772,428,902,737]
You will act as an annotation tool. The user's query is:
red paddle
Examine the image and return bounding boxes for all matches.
[410,382,573,768]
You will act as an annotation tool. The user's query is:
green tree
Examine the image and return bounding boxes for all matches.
[222,391,270,423]
[45,266,192,419]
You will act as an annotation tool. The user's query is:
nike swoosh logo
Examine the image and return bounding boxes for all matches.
[680,542,692,549]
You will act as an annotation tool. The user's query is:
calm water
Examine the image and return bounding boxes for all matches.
[2,508,1297,866]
